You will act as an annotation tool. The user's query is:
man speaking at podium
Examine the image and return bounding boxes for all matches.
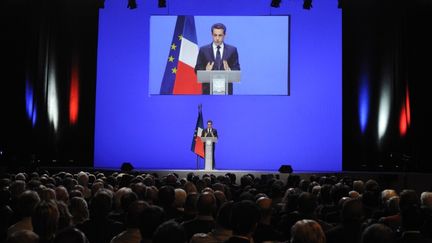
[195,23,240,95]
[201,120,218,169]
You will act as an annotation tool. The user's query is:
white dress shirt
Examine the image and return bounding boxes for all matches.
[212,43,224,60]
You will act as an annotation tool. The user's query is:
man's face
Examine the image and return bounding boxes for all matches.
[207,122,213,129]
[212,28,225,46]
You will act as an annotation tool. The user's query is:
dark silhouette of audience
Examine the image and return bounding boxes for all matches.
[1,169,432,243]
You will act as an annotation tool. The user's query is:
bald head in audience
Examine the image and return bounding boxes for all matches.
[290,219,325,243]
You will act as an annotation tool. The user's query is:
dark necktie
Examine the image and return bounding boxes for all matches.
[215,45,221,70]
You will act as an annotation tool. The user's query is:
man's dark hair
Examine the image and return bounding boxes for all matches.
[153,220,186,243]
[139,205,166,239]
[207,120,213,124]
[230,200,261,235]
[211,23,226,34]
[361,223,394,243]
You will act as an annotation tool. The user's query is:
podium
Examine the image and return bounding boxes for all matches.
[201,137,218,170]
[197,70,241,95]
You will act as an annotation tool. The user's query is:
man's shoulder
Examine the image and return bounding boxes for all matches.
[224,43,237,50]
[199,43,213,50]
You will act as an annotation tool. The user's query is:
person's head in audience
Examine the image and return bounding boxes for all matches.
[6,230,39,243]
[126,200,148,228]
[53,227,89,243]
[17,190,40,219]
[381,189,398,205]
[139,205,166,240]
[69,189,83,199]
[158,185,175,208]
[399,190,422,231]
[342,198,364,225]
[297,192,317,216]
[32,200,59,242]
[240,175,253,188]
[114,187,133,210]
[349,190,360,199]
[131,182,147,199]
[174,188,187,210]
[353,180,365,194]
[91,181,104,196]
[283,188,300,213]
[39,187,56,201]
[153,220,186,243]
[184,181,198,195]
[318,184,333,205]
[89,189,113,219]
[290,219,325,243]
[311,185,321,197]
[56,200,72,230]
[225,173,236,185]
[361,223,394,243]
[197,191,216,216]
[386,196,400,215]
[55,186,69,204]
[215,201,233,230]
[256,197,272,224]
[230,200,261,238]
[9,180,26,201]
[70,197,89,225]
[420,191,432,209]
[214,190,227,209]
[120,190,138,212]
[364,179,379,192]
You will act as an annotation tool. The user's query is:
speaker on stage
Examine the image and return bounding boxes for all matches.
[120,162,134,172]
[278,165,293,173]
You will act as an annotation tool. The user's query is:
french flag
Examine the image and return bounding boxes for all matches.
[160,16,202,94]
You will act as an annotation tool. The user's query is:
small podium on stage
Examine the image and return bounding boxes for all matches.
[197,70,241,95]
[200,137,218,170]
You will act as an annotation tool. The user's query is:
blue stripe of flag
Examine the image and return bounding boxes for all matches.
[160,16,185,94]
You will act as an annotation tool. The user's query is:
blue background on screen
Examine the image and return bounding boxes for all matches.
[95,0,342,171]
[149,16,289,95]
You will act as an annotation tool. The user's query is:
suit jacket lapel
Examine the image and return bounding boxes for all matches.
[208,44,215,62]
[222,44,229,61]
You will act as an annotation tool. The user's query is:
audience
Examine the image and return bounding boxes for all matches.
[1,169,432,243]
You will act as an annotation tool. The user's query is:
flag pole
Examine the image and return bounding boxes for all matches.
[196,103,202,170]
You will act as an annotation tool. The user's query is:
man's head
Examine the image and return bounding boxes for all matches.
[211,23,226,46]
[207,120,213,129]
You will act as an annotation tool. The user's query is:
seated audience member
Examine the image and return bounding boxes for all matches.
[77,189,124,243]
[7,190,40,238]
[224,200,261,243]
[54,227,89,243]
[290,219,326,243]
[398,190,432,243]
[153,220,186,243]
[182,192,217,240]
[0,188,14,242]
[174,188,187,212]
[253,197,283,243]
[361,223,394,243]
[325,198,364,243]
[378,196,401,231]
[421,191,432,238]
[70,197,89,226]
[6,229,39,243]
[138,205,166,243]
[32,200,60,243]
[158,185,180,220]
[111,200,148,243]
[190,201,233,243]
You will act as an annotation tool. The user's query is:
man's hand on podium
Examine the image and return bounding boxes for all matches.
[223,60,231,71]
[206,62,214,70]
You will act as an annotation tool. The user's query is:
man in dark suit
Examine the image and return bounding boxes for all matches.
[201,120,218,169]
[195,23,240,95]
